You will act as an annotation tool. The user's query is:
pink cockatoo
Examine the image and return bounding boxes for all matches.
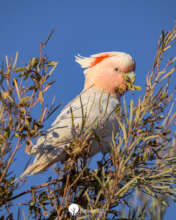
[20,51,136,178]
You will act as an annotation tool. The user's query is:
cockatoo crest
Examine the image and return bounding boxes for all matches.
[75,53,112,69]
[75,52,133,74]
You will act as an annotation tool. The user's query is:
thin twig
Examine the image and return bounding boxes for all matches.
[0,139,21,183]
[7,177,63,202]
[40,29,55,59]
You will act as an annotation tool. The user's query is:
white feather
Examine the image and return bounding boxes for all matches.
[75,54,95,69]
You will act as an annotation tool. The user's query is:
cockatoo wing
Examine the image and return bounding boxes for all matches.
[20,87,119,177]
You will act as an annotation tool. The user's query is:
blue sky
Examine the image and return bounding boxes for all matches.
[1,0,176,218]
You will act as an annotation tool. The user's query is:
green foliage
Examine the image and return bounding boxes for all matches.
[0,40,59,217]
[0,26,176,219]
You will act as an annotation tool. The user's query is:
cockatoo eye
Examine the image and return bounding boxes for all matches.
[114,67,120,72]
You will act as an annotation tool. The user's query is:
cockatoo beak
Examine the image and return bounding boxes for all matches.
[125,71,141,91]
[126,71,136,84]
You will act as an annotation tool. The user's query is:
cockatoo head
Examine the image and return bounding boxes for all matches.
[75,51,138,97]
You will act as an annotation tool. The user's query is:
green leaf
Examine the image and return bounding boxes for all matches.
[39,91,44,106]
[47,61,58,66]
[12,52,19,70]
[47,61,58,77]
[14,67,27,73]
[20,96,30,104]
[30,57,39,67]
